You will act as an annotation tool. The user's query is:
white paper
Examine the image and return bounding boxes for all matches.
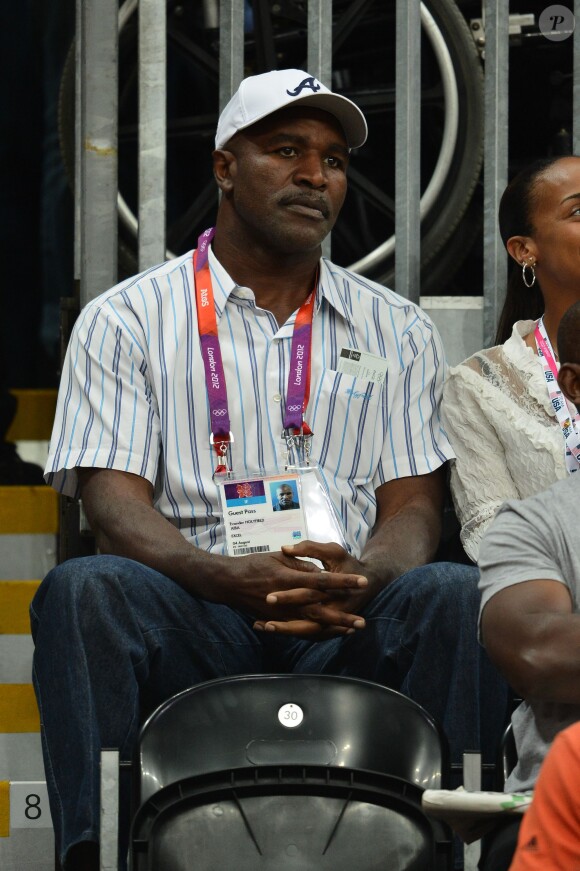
[336,347,388,384]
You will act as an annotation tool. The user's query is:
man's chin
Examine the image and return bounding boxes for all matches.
[274,222,331,254]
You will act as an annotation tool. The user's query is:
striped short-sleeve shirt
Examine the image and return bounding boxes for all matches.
[46,248,453,558]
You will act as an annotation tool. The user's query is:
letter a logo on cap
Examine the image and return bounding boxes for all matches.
[286,77,321,97]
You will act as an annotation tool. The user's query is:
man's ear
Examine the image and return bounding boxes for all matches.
[212,149,236,195]
[506,235,538,267]
[558,363,580,409]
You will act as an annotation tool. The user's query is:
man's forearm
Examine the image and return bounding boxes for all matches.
[361,502,441,588]
[358,471,444,597]
[79,468,228,600]
[78,467,370,634]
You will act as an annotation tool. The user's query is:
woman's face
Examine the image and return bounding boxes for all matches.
[526,156,580,296]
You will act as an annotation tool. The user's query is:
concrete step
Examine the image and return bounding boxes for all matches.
[5,391,57,443]
[1,392,63,867]
[0,487,58,536]
[0,780,54,871]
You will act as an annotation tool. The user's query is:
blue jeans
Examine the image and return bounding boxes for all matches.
[30,556,509,869]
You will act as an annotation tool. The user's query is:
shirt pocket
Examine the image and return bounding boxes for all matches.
[309,367,385,483]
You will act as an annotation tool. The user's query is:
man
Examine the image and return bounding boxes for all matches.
[32,69,505,870]
[477,299,580,870]
[273,483,300,510]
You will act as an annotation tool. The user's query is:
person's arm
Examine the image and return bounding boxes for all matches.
[78,467,368,632]
[478,496,580,705]
[442,363,520,562]
[357,465,445,591]
[255,465,445,634]
[481,580,580,704]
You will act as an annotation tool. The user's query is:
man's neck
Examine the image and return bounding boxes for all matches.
[211,227,321,327]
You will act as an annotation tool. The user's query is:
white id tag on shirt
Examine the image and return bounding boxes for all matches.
[336,348,388,384]
[217,473,308,557]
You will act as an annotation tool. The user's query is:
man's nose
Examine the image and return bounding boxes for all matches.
[294,154,327,188]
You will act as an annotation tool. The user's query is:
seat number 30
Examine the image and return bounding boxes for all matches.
[278,703,304,728]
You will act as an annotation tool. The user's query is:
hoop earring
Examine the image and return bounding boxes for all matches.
[522,260,536,288]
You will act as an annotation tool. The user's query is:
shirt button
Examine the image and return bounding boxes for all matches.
[273,394,282,402]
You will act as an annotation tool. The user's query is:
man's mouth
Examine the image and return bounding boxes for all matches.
[280,196,329,221]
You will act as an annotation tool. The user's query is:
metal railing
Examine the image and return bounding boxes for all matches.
[74,1,580,351]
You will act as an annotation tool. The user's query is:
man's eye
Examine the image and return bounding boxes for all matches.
[325,156,343,169]
[279,146,296,157]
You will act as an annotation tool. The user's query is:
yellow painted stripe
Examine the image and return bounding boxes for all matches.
[0,487,58,534]
[0,582,41,634]
[5,389,57,441]
[0,780,8,837]
[0,685,40,733]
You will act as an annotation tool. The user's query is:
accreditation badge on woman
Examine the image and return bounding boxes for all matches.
[216,467,347,558]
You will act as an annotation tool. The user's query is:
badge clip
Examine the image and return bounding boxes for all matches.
[211,431,234,475]
[282,424,313,468]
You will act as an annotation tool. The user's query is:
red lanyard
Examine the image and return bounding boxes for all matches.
[193,229,231,471]
[283,288,315,436]
[192,229,316,469]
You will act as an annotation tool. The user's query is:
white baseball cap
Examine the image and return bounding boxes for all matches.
[215,68,368,151]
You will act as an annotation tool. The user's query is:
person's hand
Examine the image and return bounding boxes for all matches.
[210,547,368,637]
[252,540,381,638]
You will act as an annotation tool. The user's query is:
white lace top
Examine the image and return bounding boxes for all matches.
[442,320,568,562]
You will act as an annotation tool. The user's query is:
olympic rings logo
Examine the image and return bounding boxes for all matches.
[212,409,228,416]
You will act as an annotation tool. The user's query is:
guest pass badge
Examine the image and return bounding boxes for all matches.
[217,473,308,557]
[336,348,388,384]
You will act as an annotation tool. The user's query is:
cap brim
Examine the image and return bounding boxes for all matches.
[238,92,368,150]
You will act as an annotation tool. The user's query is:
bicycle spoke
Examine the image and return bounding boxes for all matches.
[334,0,378,54]
[167,22,219,79]
[347,167,395,221]
[166,180,217,253]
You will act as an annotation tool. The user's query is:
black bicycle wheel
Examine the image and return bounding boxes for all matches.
[59,0,484,292]
[331,0,484,291]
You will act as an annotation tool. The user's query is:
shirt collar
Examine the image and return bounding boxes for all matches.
[316,258,355,324]
[207,246,237,319]
[207,247,353,325]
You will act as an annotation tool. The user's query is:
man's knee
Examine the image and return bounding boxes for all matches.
[31,555,143,631]
[371,561,480,622]
[400,561,479,601]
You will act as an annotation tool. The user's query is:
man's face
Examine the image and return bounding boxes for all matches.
[218,106,349,254]
[277,485,294,507]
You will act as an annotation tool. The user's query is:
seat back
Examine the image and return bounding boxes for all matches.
[132,675,452,870]
[136,673,448,803]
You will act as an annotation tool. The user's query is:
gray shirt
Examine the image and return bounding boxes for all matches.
[478,474,580,792]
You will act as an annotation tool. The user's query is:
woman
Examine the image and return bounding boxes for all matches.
[442,156,580,563]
